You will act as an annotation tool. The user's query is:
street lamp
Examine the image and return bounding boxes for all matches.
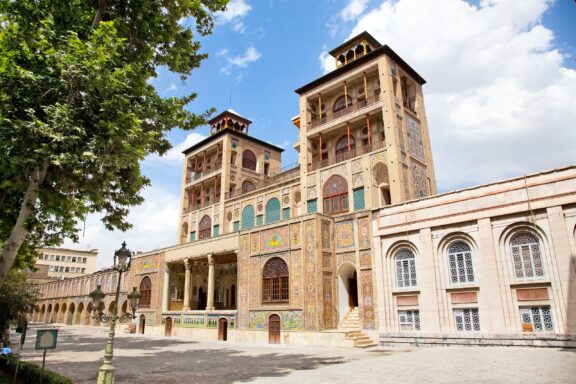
[89,242,139,384]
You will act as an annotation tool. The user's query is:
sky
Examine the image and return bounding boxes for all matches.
[62,0,576,268]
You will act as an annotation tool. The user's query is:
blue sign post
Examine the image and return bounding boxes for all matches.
[35,329,58,384]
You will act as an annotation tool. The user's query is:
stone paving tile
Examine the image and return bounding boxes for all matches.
[11,326,576,384]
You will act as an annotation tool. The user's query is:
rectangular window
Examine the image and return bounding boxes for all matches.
[264,162,270,176]
[65,267,70,272]
[190,231,196,241]
[307,199,318,213]
[233,221,240,232]
[55,255,60,261]
[72,257,77,263]
[256,215,264,226]
[83,257,87,263]
[453,308,480,332]
[399,310,420,331]
[81,268,86,273]
[44,254,49,260]
[353,188,366,211]
[66,256,72,262]
[50,255,55,260]
[520,306,553,332]
[282,207,290,220]
[213,225,220,237]
[48,266,54,272]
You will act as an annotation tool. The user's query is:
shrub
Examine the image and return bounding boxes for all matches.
[0,356,72,384]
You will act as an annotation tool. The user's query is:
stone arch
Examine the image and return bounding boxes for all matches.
[39,305,46,323]
[337,263,358,322]
[66,302,75,325]
[76,302,85,325]
[323,175,349,214]
[242,180,256,193]
[242,149,257,171]
[121,300,128,319]
[59,303,67,323]
[107,300,116,319]
[199,215,212,240]
[86,302,94,326]
[47,304,53,323]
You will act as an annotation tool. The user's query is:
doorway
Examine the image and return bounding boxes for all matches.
[338,263,359,322]
[218,318,228,341]
[198,287,207,310]
[139,314,146,334]
[268,314,281,344]
[165,317,173,337]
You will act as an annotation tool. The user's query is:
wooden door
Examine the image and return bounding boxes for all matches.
[165,317,173,337]
[218,318,228,341]
[139,315,146,334]
[268,314,281,344]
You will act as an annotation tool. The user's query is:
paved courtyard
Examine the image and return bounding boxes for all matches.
[11,326,576,384]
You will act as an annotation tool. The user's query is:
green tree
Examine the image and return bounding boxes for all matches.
[0,270,39,346]
[0,0,228,283]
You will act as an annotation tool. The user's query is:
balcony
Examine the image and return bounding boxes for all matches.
[310,138,386,171]
[182,198,220,214]
[185,162,222,185]
[225,163,300,200]
[309,94,380,130]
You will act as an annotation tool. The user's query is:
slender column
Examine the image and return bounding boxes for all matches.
[213,176,217,201]
[366,114,372,146]
[344,81,348,107]
[162,265,170,312]
[363,72,368,100]
[183,260,191,311]
[203,151,207,174]
[191,188,195,210]
[319,133,323,162]
[347,122,351,151]
[318,94,322,119]
[194,157,197,174]
[206,254,215,311]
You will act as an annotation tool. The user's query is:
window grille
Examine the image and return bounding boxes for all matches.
[262,258,289,303]
[139,277,152,308]
[510,233,544,280]
[242,150,257,171]
[233,221,240,232]
[198,215,212,239]
[282,207,290,220]
[454,308,480,331]
[265,198,281,224]
[307,199,318,213]
[395,248,417,288]
[323,175,349,215]
[213,225,219,237]
[190,231,196,241]
[242,180,256,193]
[353,188,365,211]
[447,241,474,283]
[399,310,420,331]
[256,215,263,226]
[241,205,255,229]
[520,306,553,332]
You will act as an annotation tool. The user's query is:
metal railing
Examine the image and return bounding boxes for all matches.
[309,94,381,129]
[186,162,223,184]
[182,198,220,214]
[311,138,386,171]
[225,162,300,200]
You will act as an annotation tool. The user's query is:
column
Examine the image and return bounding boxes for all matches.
[183,259,191,311]
[162,264,170,312]
[207,254,215,311]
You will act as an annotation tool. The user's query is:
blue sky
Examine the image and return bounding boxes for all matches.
[63,0,576,267]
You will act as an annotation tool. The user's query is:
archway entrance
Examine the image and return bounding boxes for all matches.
[164,317,172,337]
[268,314,281,344]
[198,287,207,310]
[218,318,228,341]
[139,314,146,334]
[338,264,358,321]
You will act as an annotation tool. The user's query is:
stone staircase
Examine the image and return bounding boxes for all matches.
[340,308,378,348]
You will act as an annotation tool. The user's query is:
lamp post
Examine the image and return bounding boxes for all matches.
[89,242,140,384]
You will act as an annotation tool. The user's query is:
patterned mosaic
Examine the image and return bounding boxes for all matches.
[249,257,260,308]
[335,221,355,250]
[359,250,372,269]
[307,186,317,200]
[407,115,424,162]
[352,159,362,174]
[337,252,356,267]
[321,220,331,249]
[290,223,301,248]
[238,235,250,328]
[304,220,317,330]
[320,163,347,184]
[352,173,364,188]
[322,252,332,269]
[247,233,259,256]
[290,250,303,308]
[307,174,316,187]
[323,273,334,329]
[360,270,375,330]
[260,225,290,254]
[357,217,371,249]
[370,151,385,165]
[249,310,304,330]
[412,162,429,198]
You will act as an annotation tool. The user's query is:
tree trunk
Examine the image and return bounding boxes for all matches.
[91,0,108,29]
[0,161,48,284]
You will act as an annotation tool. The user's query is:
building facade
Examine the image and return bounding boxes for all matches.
[35,247,98,279]
[30,32,576,348]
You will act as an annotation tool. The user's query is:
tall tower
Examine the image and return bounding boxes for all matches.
[294,32,436,215]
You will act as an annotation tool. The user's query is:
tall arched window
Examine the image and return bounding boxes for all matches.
[242,150,257,171]
[510,232,544,279]
[323,175,349,214]
[333,95,352,113]
[265,198,281,224]
[241,205,255,229]
[242,180,255,193]
[395,248,417,288]
[447,241,474,283]
[262,258,289,303]
[335,135,355,157]
[198,215,212,240]
[139,277,152,308]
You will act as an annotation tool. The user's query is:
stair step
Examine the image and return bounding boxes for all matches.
[355,342,378,348]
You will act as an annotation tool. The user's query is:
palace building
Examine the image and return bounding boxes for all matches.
[29,32,576,348]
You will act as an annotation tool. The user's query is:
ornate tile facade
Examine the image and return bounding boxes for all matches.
[335,221,355,250]
[260,226,290,254]
[303,220,317,331]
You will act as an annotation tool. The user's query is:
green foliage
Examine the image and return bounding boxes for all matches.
[0,356,73,384]
[0,270,39,346]
[0,0,228,271]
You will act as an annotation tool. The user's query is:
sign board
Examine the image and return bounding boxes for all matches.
[35,329,58,350]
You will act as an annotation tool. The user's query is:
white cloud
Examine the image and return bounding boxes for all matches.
[216,0,252,32]
[147,132,207,166]
[162,83,177,94]
[326,0,576,192]
[227,47,262,68]
[340,0,370,21]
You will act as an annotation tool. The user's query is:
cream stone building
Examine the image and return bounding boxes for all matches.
[35,247,98,279]
[30,32,576,348]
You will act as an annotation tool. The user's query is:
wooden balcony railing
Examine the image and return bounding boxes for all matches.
[309,94,380,129]
[186,162,222,184]
[225,163,300,200]
[311,138,385,171]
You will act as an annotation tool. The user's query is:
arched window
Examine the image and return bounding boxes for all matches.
[395,248,417,288]
[265,198,281,224]
[262,258,289,303]
[241,205,255,229]
[198,215,212,240]
[447,241,474,283]
[323,175,349,214]
[510,232,544,279]
[333,95,352,113]
[242,150,257,171]
[139,277,152,308]
[242,180,255,193]
[335,135,355,156]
